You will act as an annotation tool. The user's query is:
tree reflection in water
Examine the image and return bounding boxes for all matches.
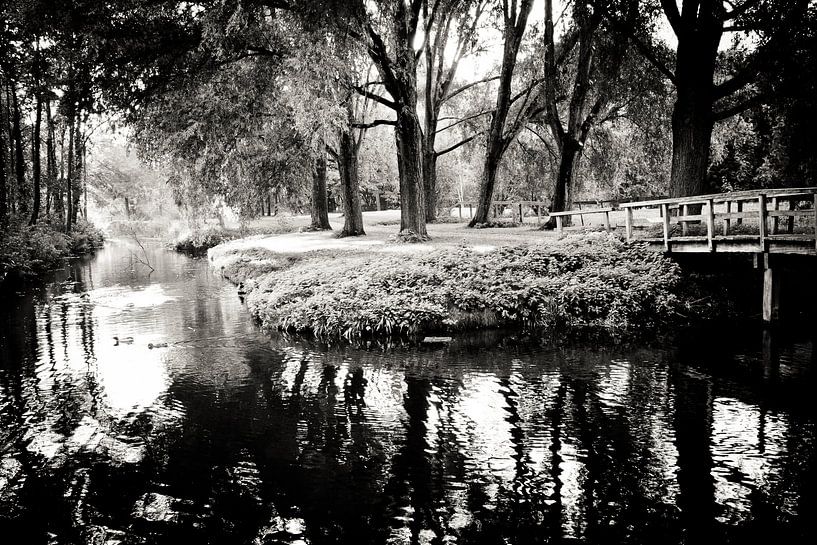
[0,240,815,544]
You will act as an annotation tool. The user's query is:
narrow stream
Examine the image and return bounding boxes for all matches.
[1,239,814,544]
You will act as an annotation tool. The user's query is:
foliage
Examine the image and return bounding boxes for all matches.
[213,233,684,341]
[173,221,298,255]
[0,219,103,283]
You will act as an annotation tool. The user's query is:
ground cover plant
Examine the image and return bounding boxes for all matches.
[212,232,685,341]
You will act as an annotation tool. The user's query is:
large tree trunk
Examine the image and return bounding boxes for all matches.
[669,89,715,198]
[394,105,428,237]
[29,94,42,225]
[11,84,27,217]
[667,0,722,197]
[309,151,331,231]
[338,129,365,237]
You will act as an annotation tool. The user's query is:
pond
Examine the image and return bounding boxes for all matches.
[1,239,814,544]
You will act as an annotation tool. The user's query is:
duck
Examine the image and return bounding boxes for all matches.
[113,336,134,346]
[148,342,168,349]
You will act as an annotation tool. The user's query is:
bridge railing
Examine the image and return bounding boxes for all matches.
[619,188,817,252]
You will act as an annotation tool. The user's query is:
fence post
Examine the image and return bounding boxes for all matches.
[758,194,767,250]
[707,199,715,252]
[661,203,670,252]
[723,200,731,236]
[624,208,633,241]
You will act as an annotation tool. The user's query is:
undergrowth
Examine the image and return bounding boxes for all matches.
[0,218,104,283]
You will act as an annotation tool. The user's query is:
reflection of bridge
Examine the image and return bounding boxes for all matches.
[552,187,817,323]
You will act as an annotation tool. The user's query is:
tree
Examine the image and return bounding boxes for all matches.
[345,0,430,238]
[420,0,491,222]
[540,0,640,223]
[469,0,535,226]
[599,0,811,197]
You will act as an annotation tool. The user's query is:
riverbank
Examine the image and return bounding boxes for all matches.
[0,219,105,286]
[210,220,692,341]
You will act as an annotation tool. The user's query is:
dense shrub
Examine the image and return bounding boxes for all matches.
[216,232,684,341]
[173,228,233,255]
[0,220,104,283]
[173,221,297,255]
[68,219,106,254]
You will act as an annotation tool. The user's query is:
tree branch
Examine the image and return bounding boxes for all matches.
[435,109,493,134]
[353,85,396,110]
[435,131,484,157]
[713,93,765,121]
[351,119,396,129]
[442,74,501,104]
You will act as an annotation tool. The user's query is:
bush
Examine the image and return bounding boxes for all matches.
[173,220,298,255]
[173,228,233,255]
[217,232,685,341]
[68,219,105,254]
[0,219,104,283]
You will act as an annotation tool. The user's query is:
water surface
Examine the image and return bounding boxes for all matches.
[1,240,814,544]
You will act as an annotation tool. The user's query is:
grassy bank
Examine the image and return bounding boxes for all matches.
[210,231,688,341]
[0,219,105,284]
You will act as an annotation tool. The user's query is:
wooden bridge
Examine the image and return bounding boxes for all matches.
[539,187,817,322]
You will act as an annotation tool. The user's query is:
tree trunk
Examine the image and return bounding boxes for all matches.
[70,122,82,227]
[45,100,55,216]
[394,105,428,237]
[550,142,580,223]
[338,129,365,237]
[54,119,66,223]
[65,117,75,232]
[29,94,42,225]
[669,91,714,198]
[667,0,722,198]
[472,141,504,225]
[422,145,438,223]
[11,84,27,217]
[310,151,331,230]
[124,196,131,219]
[0,83,6,225]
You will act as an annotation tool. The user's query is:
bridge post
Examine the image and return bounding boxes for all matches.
[706,199,715,251]
[758,194,768,251]
[661,203,670,252]
[625,208,633,240]
[761,253,781,323]
[813,194,817,251]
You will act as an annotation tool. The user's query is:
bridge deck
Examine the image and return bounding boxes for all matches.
[550,187,817,256]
